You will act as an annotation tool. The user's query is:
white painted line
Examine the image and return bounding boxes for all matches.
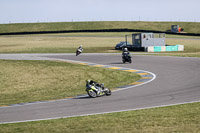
[1,100,200,125]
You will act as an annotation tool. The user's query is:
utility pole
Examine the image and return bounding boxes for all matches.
[125,35,127,45]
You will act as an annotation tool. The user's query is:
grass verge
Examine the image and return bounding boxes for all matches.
[0,21,200,33]
[0,60,141,106]
[0,102,199,133]
[1,33,200,57]
[0,34,122,53]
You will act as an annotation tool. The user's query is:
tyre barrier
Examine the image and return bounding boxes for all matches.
[0,28,200,36]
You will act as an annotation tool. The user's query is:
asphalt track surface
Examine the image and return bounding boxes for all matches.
[0,53,200,124]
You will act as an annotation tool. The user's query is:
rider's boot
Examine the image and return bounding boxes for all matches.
[97,90,101,96]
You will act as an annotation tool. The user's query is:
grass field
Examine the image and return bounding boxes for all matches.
[0,60,140,106]
[0,21,200,34]
[1,32,200,57]
[0,102,199,133]
[0,33,121,53]
[0,25,200,132]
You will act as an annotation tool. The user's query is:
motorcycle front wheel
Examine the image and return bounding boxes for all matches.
[104,88,112,96]
[87,90,97,98]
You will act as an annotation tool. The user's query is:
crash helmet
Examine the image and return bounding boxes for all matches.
[80,45,82,48]
[124,48,128,51]
[86,79,90,84]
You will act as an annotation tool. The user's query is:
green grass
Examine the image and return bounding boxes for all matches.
[1,32,200,57]
[0,33,122,53]
[0,22,200,132]
[0,21,200,34]
[0,60,141,106]
[0,102,199,133]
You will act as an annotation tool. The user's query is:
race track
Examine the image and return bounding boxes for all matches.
[0,53,200,124]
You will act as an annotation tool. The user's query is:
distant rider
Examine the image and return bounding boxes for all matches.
[122,48,130,57]
[78,45,83,52]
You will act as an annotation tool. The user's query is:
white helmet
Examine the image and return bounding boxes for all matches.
[124,48,128,51]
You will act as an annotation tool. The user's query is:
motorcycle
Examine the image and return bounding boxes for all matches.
[122,52,132,63]
[86,83,111,98]
[76,48,83,56]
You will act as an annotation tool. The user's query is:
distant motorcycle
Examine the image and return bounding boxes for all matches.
[122,52,132,63]
[86,83,111,98]
[76,48,83,56]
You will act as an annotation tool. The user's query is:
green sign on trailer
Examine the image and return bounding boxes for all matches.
[166,45,178,51]
[154,46,162,52]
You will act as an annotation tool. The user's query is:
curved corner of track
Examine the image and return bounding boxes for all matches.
[53,58,156,93]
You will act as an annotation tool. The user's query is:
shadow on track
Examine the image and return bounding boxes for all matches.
[109,62,124,64]
[73,95,91,99]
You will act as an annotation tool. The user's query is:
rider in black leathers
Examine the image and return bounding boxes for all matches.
[78,45,83,52]
[122,48,130,56]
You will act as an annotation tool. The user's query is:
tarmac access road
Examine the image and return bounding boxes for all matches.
[0,53,200,124]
